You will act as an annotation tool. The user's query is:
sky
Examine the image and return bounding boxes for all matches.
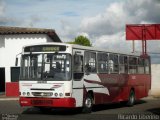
[0,0,160,63]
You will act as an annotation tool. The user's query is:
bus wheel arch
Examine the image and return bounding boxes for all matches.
[88,90,94,103]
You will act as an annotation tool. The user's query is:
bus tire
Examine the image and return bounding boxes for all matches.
[82,94,93,113]
[127,90,135,107]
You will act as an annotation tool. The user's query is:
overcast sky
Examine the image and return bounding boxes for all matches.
[0,0,160,63]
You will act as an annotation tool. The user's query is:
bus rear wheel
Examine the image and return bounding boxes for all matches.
[127,90,135,106]
[82,94,93,113]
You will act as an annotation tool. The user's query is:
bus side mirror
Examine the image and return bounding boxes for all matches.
[15,57,18,66]
[15,52,22,66]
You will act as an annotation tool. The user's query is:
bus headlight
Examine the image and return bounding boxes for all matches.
[27,92,30,96]
[23,92,26,96]
[59,93,63,97]
[54,93,58,97]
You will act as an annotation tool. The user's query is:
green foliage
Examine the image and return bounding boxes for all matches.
[67,41,75,44]
[67,35,92,46]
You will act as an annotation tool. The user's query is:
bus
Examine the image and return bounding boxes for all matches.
[19,42,151,113]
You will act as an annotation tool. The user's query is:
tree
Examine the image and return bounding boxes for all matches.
[68,35,92,47]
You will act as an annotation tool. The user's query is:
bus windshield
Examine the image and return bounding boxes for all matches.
[20,53,71,81]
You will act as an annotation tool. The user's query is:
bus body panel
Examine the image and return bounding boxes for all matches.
[19,81,75,107]
[84,74,151,104]
[127,74,151,99]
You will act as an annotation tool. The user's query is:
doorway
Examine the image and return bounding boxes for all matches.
[0,68,5,92]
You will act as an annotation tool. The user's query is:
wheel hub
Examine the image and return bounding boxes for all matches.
[85,98,92,108]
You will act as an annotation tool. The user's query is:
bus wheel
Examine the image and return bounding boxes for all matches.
[82,94,93,113]
[127,90,135,106]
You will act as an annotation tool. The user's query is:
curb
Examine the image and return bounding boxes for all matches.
[0,98,19,101]
[142,96,160,100]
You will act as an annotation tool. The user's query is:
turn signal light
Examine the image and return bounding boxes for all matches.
[65,93,71,96]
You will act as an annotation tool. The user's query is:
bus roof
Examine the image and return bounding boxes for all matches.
[23,42,141,57]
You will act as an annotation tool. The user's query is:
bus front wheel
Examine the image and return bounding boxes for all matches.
[82,94,93,113]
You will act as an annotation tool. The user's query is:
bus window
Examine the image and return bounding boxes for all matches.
[109,54,118,73]
[20,53,71,81]
[73,55,84,80]
[74,55,83,72]
[97,53,108,73]
[124,56,128,73]
[144,58,150,74]
[138,58,145,74]
[84,51,96,73]
[129,57,137,74]
[119,55,126,74]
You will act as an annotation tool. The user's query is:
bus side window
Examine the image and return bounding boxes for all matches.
[74,55,83,72]
[129,57,137,74]
[84,51,96,74]
[119,55,125,74]
[73,55,84,80]
[97,52,108,73]
[109,54,118,73]
[144,58,150,74]
[124,56,128,74]
[138,58,145,74]
[138,57,150,74]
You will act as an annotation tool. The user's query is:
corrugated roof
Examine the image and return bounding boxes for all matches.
[0,26,62,42]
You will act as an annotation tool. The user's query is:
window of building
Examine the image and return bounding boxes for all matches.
[109,54,119,73]
[97,52,108,73]
[84,51,96,73]
[11,67,20,82]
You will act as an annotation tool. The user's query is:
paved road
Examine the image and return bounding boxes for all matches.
[0,98,160,120]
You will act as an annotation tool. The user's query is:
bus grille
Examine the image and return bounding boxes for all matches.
[31,100,53,106]
[32,92,53,97]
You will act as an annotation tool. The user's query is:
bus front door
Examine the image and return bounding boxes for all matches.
[72,49,84,107]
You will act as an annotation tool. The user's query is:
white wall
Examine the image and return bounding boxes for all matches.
[0,35,5,67]
[0,34,53,82]
[151,64,160,97]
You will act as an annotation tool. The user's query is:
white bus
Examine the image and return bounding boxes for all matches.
[19,42,151,113]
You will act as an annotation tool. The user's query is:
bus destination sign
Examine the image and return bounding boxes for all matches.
[24,45,66,52]
[42,46,59,52]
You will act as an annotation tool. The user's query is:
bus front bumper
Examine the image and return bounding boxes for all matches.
[19,97,76,108]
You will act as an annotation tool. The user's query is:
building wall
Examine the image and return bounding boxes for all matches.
[151,64,160,97]
[0,34,53,82]
[0,34,54,96]
[0,35,5,67]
